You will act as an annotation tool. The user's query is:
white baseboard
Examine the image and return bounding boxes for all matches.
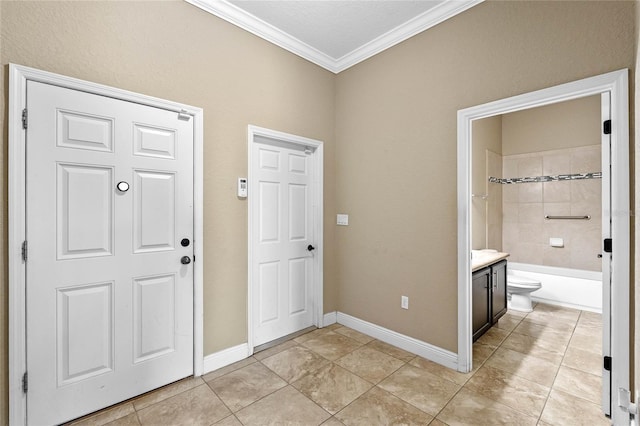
[202,343,250,375]
[322,311,337,327]
[336,312,458,370]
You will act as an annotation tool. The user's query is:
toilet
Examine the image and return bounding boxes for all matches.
[507,275,542,312]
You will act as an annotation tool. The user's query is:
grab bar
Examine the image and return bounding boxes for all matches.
[544,215,591,220]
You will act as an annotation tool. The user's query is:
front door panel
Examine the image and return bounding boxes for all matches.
[26,81,194,425]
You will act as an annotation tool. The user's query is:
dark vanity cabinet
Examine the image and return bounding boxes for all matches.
[472,260,507,341]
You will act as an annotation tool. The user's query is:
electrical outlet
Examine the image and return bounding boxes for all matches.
[401,296,409,310]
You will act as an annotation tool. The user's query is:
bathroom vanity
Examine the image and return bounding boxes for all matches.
[471,251,509,341]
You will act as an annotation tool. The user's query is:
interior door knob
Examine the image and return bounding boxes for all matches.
[181,256,191,265]
[307,245,315,252]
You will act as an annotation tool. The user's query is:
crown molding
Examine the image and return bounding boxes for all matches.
[185,0,483,74]
[334,0,484,71]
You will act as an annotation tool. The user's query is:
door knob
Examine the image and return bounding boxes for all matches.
[116,181,130,192]
[307,245,315,252]
[181,256,191,265]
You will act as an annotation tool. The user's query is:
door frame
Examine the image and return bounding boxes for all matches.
[247,125,324,355]
[8,63,205,426]
[457,69,629,423]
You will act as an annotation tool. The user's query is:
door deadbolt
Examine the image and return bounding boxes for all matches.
[181,238,190,247]
[116,181,130,192]
[307,245,315,252]
[181,256,191,265]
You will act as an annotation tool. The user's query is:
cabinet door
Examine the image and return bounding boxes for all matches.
[472,267,492,341]
[491,260,508,323]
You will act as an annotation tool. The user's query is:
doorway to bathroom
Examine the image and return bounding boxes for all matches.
[457,70,630,424]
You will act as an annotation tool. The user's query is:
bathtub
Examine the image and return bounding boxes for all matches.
[508,262,602,313]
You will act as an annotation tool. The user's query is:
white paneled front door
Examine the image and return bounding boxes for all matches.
[250,131,321,347]
[26,81,194,425]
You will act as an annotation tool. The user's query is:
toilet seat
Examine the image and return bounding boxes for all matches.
[507,276,542,290]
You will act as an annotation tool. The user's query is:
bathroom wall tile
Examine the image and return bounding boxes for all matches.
[518,223,544,245]
[502,184,519,203]
[517,156,542,177]
[570,227,602,271]
[518,182,542,203]
[571,179,601,203]
[571,201,601,222]
[516,242,545,265]
[487,224,502,252]
[502,203,518,224]
[571,146,601,174]
[502,158,518,179]
[543,181,571,203]
[518,203,543,224]
[543,202,572,217]
[542,246,572,268]
[543,154,571,176]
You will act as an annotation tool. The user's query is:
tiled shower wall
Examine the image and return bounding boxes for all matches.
[501,145,601,271]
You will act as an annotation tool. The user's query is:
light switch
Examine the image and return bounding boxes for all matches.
[337,214,349,226]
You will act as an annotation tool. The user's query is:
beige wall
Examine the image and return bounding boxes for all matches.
[471,116,502,250]
[335,1,634,352]
[0,1,337,422]
[502,96,602,156]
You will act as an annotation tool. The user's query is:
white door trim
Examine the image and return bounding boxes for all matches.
[247,125,324,355]
[8,63,205,426]
[457,69,630,424]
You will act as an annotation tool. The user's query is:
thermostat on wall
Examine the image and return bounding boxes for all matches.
[238,178,248,198]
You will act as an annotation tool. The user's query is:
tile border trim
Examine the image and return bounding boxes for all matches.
[489,172,601,185]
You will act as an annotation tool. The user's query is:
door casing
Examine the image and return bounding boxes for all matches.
[456,69,630,424]
[8,63,205,426]
[247,125,324,355]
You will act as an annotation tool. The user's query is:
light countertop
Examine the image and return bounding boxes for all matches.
[472,250,510,272]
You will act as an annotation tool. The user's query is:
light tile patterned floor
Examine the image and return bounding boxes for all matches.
[69,303,608,425]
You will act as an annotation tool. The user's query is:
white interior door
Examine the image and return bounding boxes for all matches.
[26,81,194,425]
[250,135,316,347]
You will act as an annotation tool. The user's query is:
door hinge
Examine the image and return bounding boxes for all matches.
[604,355,612,371]
[604,238,612,253]
[22,372,28,394]
[21,241,28,262]
[618,388,638,416]
[22,108,28,130]
[603,119,611,135]
[177,109,191,121]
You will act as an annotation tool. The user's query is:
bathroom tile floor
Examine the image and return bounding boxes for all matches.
[70,303,607,425]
